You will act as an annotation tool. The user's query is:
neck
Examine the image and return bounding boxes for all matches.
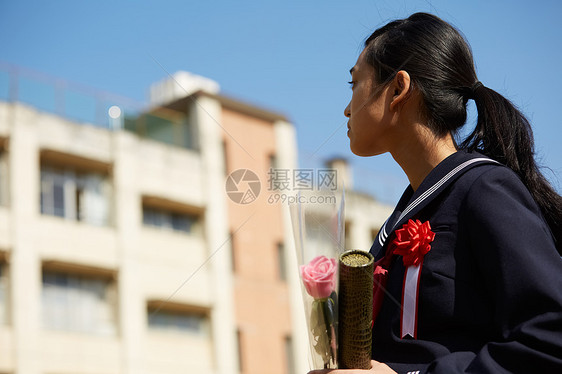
[391,125,457,191]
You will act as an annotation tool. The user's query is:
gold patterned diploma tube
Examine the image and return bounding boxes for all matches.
[338,249,375,369]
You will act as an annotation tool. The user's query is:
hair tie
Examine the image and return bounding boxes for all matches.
[470,81,483,98]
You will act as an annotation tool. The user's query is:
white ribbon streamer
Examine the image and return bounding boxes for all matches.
[401,263,422,338]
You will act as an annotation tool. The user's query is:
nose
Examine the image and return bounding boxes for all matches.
[344,102,351,118]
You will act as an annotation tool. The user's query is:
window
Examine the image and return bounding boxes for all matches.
[344,221,352,250]
[277,242,287,281]
[40,169,65,218]
[147,302,209,336]
[0,147,8,207]
[0,262,8,325]
[268,153,279,191]
[230,231,237,273]
[269,153,278,170]
[40,167,111,226]
[42,269,117,335]
[237,329,244,373]
[142,206,200,234]
[124,110,195,150]
[305,212,338,250]
[371,227,380,244]
[284,335,295,374]
[222,140,229,176]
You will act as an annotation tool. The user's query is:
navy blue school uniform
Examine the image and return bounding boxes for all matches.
[369,150,562,374]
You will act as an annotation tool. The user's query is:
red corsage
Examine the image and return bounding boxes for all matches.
[391,219,435,267]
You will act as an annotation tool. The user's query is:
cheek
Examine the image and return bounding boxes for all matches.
[348,119,384,156]
[351,91,377,120]
[351,94,365,115]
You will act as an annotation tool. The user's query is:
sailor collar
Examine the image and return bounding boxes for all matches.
[373,151,500,254]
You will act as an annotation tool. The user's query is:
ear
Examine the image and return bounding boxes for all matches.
[389,70,412,111]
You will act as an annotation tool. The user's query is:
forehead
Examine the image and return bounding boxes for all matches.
[350,49,370,75]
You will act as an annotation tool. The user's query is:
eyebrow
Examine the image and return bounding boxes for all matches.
[349,67,355,75]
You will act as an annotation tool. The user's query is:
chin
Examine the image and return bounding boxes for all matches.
[350,145,384,157]
[350,149,375,157]
[349,143,369,156]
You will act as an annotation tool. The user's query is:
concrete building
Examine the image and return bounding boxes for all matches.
[324,158,393,253]
[0,67,392,374]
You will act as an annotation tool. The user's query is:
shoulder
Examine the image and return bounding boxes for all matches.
[458,163,557,259]
[425,161,531,221]
[461,164,542,219]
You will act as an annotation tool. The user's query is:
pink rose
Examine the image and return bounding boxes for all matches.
[300,255,337,299]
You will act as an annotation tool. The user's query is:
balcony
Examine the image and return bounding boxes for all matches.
[0,62,197,151]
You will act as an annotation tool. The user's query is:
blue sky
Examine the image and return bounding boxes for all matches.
[1,0,561,203]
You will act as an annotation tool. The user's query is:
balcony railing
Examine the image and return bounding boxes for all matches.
[0,62,196,150]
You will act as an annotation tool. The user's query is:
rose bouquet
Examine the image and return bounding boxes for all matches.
[290,189,345,369]
[301,255,338,367]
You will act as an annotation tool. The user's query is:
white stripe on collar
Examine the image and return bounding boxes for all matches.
[378,157,498,247]
[378,219,389,247]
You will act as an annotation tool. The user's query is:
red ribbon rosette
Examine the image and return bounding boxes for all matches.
[372,219,436,336]
[391,219,435,338]
[390,219,435,267]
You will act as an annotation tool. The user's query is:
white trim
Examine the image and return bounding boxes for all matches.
[395,158,497,225]
[378,219,389,247]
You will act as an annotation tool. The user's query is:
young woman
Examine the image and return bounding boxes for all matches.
[313,12,562,374]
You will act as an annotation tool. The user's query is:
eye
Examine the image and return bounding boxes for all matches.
[348,81,355,89]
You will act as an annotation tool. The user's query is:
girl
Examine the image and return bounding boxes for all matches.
[314,12,562,374]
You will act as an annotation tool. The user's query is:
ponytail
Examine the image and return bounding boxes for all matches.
[461,84,562,249]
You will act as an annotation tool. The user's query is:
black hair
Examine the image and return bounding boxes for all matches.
[364,12,561,249]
